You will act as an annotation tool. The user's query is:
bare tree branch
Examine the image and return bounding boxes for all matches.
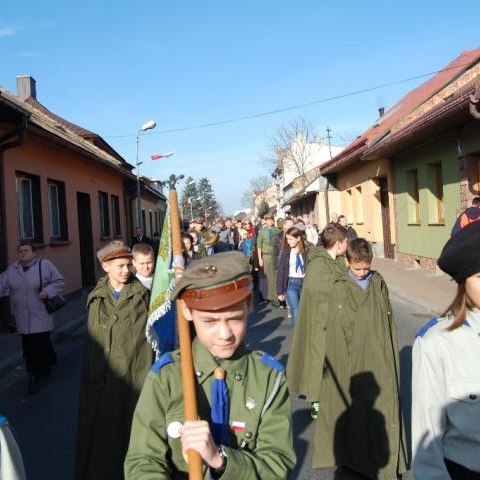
[268,117,321,187]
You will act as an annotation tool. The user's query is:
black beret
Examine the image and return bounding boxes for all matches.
[437,220,480,283]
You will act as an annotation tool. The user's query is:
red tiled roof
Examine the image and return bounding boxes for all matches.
[364,79,479,158]
[320,48,480,174]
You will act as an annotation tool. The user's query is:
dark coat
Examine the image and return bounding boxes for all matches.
[76,276,153,480]
[313,271,408,479]
[276,247,307,295]
[286,247,347,401]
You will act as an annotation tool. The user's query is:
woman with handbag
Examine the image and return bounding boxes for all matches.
[0,241,65,393]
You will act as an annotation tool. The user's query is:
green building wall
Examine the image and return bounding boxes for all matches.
[395,134,460,261]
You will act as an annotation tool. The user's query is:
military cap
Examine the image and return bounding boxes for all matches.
[172,251,252,311]
[97,240,132,263]
[438,220,480,283]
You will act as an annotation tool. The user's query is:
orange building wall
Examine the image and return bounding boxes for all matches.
[2,133,129,293]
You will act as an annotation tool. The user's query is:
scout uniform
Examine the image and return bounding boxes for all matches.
[76,241,152,480]
[125,252,296,479]
[256,219,278,302]
[412,221,480,479]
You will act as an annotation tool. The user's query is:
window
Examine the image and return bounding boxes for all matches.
[99,191,110,236]
[354,186,364,223]
[406,169,420,224]
[111,195,121,236]
[149,210,153,237]
[345,189,353,223]
[141,209,146,232]
[48,179,68,241]
[16,172,43,243]
[428,163,444,224]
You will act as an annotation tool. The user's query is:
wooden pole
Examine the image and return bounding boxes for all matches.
[168,179,204,480]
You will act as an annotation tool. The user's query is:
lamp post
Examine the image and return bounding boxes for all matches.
[135,120,156,229]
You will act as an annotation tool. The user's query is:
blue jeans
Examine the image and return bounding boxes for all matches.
[286,277,304,327]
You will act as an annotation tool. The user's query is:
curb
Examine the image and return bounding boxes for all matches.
[388,285,444,316]
[0,313,87,379]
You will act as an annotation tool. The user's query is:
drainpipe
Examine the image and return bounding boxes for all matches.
[0,114,28,328]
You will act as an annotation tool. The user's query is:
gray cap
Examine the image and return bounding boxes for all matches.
[172,251,252,311]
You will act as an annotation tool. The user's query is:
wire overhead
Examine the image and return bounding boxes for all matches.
[105,63,471,139]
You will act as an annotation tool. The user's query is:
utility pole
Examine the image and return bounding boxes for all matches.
[326,126,333,159]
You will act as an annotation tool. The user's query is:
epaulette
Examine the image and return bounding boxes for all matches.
[0,414,7,428]
[151,352,174,373]
[415,318,438,338]
[260,352,285,372]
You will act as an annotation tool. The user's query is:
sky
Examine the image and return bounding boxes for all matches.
[1,1,479,214]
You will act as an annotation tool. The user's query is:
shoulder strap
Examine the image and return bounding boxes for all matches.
[39,259,43,290]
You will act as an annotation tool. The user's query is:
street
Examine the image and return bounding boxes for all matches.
[0,292,431,479]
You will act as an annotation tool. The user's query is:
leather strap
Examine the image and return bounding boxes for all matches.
[180,276,252,301]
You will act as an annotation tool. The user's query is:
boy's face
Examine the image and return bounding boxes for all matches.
[349,260,372,280]
[181,298,249,359]
[133,252,155,278]
[266,218,274,228]
[102,257,132,285]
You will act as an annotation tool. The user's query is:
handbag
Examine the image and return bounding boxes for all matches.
[39,260,68,313]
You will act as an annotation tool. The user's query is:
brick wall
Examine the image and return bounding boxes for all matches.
[397,251,438,272]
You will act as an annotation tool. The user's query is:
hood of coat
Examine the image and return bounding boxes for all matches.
[87,275,147,305]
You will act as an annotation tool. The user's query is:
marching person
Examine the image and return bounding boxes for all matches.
[314,238,408,479]
[132,242,155,290]
[256,214,279,306]
[0,242,65,394]
[286,223,348,420]
[125,251,296,479]
[0,414,26,480]
[412,220,480,479]
[276,226,308,327]
[76,241,153,480]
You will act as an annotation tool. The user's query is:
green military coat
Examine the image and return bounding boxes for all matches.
[313,271,408,479]
[256,226,278,301]
[76,276,153,480]
[286,246,347,401]
[125,338,296,479]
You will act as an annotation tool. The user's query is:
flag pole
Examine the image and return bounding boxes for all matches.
[167,174,203,480]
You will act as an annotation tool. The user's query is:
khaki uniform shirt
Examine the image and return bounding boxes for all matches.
[125,339,296,479]
[256,227,277,256]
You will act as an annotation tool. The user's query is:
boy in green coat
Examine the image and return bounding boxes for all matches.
[76,241,152,480]
[125,252,296,479]
[286,223,348,418]
[313,238,408,479]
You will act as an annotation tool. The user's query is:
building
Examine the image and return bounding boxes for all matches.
[0,76,165,302]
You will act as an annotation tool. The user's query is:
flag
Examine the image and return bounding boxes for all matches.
[146,202,177,356]
[151,152,174,160]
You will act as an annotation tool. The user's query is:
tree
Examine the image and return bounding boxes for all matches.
[196,177,220,223]
[267,117,321,188]
[241,175,273,210]
[180,176,198,222]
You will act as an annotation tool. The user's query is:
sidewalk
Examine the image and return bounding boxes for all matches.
[0,258,457,376]
[372,257,456,314]
[0,292,88,378]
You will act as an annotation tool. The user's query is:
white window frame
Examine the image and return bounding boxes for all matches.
[17,176,34,239]
[48,182,61,238]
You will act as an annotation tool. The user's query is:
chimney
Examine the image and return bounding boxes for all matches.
[16,75,37,101]
[378,107,385,117]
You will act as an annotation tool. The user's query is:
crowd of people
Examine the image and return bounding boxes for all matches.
[0,203,480,479]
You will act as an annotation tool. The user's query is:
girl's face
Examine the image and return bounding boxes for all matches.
[182,237,192,251]
[466,274,480,308]
[241,232,248,240]
[286,234,300,249]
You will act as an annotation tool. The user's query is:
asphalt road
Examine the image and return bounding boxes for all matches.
[0,292,432,479]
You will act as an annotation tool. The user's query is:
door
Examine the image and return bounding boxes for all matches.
[76,192,96,287]
[379,178,395,259]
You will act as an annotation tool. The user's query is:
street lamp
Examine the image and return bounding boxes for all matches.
[136,120,156,229]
